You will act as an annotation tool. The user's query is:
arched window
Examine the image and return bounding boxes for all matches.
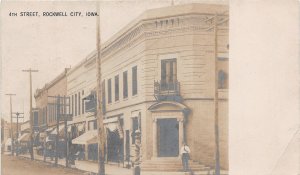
[218,70,228,89]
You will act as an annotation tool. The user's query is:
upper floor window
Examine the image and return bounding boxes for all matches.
[108,79,112,103]
[115,75,119,101]
[82,91,84,114]
[132,66,138,96]
[78,92,81,115]
[218,70,228,89]
[75,94,77,116]
[123,71,128,98]
[161,58,177,84]
[72,95,74,116]
[102,80,106,114]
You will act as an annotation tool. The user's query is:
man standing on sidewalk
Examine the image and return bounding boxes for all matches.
[180,143,191,172]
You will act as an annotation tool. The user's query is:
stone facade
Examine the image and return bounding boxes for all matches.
[99,3,228,170]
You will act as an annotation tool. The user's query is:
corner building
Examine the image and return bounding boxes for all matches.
[99,3,228,171]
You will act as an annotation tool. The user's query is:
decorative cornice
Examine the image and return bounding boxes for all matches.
[101,14,228,59]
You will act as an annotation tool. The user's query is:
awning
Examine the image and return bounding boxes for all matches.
[104,117,124,138]
[45,127,54,132]
[51,125,65,135]
[18,133,31,142]
[105,122,118,132]
[77,123,85,132]
[68,125,72,133]
[72,130,98,145]
[46,136,54,143]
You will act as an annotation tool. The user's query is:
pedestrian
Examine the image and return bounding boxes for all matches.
[180,142,191,172]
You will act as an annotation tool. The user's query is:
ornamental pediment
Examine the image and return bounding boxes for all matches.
[148,101,190,114]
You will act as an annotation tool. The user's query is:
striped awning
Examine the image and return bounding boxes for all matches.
[72,130,98,145]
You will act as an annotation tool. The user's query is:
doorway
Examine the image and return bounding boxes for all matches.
[157,118,179,157]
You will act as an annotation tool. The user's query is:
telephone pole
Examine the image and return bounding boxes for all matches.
[213,13,220,175]
[96,2,105,175]
[5,93,16,156]
[211,11,228,175]
[22,68,38,160]
[13,112,24,156]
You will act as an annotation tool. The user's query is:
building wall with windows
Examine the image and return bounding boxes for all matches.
[36,3,229,170]
[66,53,97,129]
[66,52,99,160]
[35,68,69,129]
[100,3,228,169]
[34,86,48,130]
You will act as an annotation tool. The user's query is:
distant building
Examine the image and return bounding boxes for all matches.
[1,119,21,152]
[34,68,69,131]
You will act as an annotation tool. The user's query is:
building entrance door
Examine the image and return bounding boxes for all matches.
[157,118,179,157]
[107,130,122,162]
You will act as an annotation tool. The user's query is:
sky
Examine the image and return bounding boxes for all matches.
[0,0,227,122]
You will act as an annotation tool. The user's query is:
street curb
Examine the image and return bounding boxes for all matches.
[15,155,90,175]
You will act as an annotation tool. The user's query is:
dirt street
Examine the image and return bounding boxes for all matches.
[1,154,86,175]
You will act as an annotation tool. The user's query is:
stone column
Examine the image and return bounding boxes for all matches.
[134,129,141,175]
[178,118,184,157]
[85,144,88,160]
[152,119,157,158]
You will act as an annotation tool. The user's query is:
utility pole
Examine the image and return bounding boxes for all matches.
[213,13,220,175]
[55,95,60,166]
[13,112,24,156]
[22,68,38,160]
[212,11,228,175]
[5,93,16,156]
[96,2,105,175]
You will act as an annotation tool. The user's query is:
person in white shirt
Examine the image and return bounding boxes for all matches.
[180,143,191,172]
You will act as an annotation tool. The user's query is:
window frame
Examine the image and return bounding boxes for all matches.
[123,71,128,99]
[115,75,119,101]
[132,66,138,96]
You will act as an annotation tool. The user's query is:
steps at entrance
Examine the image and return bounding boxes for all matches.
[141,158,210,172]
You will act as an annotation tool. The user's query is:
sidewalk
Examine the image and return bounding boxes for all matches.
[16,153,229,175]
[19,153,132,175]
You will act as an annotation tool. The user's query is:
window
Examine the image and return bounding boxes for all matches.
[75,94,77,116]
[78,92,81,115]
[161,58,177,84]
[131,117,139,144]
[132,66,138,96]
[123,71,128,98]
[108,79,112,103]
[218,70,228,89]
[72,95,74,116]
[82,91,84,114]
[94,121,97,130]
[102,80,106,113]
[115,75,119,101]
